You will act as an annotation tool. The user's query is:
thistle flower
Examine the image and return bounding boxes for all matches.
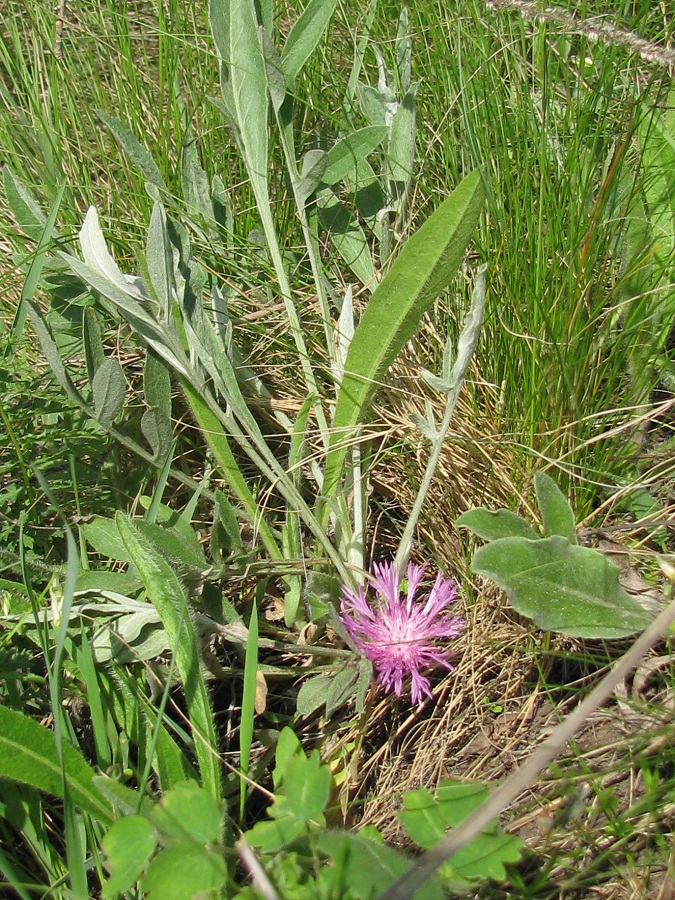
[340,560,464,706]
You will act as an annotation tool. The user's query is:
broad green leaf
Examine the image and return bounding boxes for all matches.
[92,357,126,428]
[442,831,523,883]
[141,844,226,900]
[316,831,445,900]
[143,349,172,416]
[280,0,338,82]
[471,535,652,638]
[97,110,168,192]
[0,705,113,825]
[181,127,214,225]
[273,726,303,790]
[435,781,490,827]
[146,201,174,321]
[91,609,168,664]
[212,489,244,556]
[150,781,222,845]
[261,28,286,113]
[534,471,577,544]
[322,168,486,497]
[27,299,85,400]
[399,780,523,884]
[323,126,388,186]
[245,815,306,852]
[83,516,134,562]
[141,408,174,462]
[297,149,328,207]
[83,306,105,384]
[388,90,417,199]
[116,514,221,799]
[398,787,446,847]
[456,508,538,542]
[101,815,157,898]
[325,662,359,716]
[283,748,331,821]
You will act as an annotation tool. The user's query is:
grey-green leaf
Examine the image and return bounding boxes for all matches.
[143,350,172,417]
[92,357,126,428]
[83,306,105,384]
[323,126,388,186]
[318,192,377,288]
[141,408,174,462]
[210,0,269,183]
[298,150,329,207]
[322,168,486,496]
[97,110,168,192]
[456,508,539,542]
[280,0,338,82]
[471,535,652,638]
[146,201,174,321]
[534,471,577,544]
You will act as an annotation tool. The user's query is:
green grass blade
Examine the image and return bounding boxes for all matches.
[116,513,221,801]
[239,598,258,822]
[321,167,486,498]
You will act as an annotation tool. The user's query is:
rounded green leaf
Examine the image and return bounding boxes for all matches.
[101,815,157,897]
[140,843,226,900]
[150,781,222,845]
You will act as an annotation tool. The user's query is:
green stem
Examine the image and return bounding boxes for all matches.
[394,266,487,575]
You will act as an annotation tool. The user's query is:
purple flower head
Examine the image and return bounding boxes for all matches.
[340,560,464,706]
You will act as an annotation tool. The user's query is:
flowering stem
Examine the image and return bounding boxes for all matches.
[394,265,487,575]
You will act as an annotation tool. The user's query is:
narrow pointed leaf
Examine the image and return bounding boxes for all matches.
[116,514,221,800]
[0,705,113,825]
[210,0,269,182]
[323,126,388,186]
[146,201,174,321]
[281,0,338,81]
[323,168,485,496]
[83,306,105,384]
[534,471,577,544]
[97,110,168,192]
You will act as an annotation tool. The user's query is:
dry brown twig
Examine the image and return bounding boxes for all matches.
[485,0,675,69]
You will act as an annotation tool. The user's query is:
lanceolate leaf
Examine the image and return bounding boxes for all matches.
[0,705,113,825]
[116,514,221,801]
[280,0,339,82]
[534,471,577,544]
[97,110,168,192]
[322,168,486,497]
[92,357,126,428]
[210,0,269,183]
